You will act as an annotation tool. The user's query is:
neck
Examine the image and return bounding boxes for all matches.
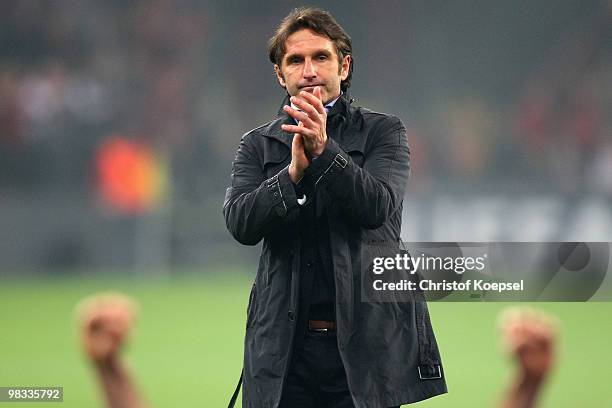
[323,91,342,106]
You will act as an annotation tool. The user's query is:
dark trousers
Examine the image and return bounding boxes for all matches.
[279,329,400,408]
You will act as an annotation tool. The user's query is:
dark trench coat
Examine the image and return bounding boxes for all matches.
[223,93,447,408]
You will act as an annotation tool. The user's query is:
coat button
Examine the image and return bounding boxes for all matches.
[306,261,313,268]
[273,191,279,199]
[287,310,295,321]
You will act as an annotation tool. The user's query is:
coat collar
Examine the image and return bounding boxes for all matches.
[274,91,355,119]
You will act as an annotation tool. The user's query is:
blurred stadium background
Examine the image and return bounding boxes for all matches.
[0,0,611,407]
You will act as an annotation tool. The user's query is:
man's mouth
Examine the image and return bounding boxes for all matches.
[299,84,324,93]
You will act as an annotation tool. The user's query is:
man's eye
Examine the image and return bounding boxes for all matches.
[288,57,300,64]
[317,55,328,61]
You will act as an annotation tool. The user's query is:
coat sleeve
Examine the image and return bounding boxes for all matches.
[302,116,410,229]
[223,134,299,245]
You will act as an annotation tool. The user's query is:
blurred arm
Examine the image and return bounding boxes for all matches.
[94,357,148,408]
[76,293,148,408]
[499,308,558,408]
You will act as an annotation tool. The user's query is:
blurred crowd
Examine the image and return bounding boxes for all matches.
[0,0,215,198]
[511,7,612,196]
[1,0,610,199]
[404,1,611,195]
[0,1,610,270]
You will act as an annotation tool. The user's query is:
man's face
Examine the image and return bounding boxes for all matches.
[275,29,351,105]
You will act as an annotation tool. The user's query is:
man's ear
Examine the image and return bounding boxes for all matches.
[340,55,351,81]
[274,64,286,89]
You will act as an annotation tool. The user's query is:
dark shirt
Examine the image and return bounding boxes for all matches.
[291,100,339,344]
[294,184,336,345]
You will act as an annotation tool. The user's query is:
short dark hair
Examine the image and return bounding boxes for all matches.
[267,7,353,92]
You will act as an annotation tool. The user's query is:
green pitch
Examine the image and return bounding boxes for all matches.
[0,274,610,407]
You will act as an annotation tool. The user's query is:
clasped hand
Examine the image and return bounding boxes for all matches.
[281,86,328,183]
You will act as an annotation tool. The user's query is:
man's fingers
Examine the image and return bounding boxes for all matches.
[282,123,317,138]
[300,89,326,115]
[292,133,303,150]
[87,315,106,334]
[498,306,559,358]
[290,95,323,120]
[313,85,322,102]
[76,292,139,323]
[76,291,140,355]
[283,105,316,128]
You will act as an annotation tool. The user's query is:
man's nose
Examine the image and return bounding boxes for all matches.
[302,58,316,79]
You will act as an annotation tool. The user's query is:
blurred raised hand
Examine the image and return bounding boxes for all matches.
[75,292,147,408]
[499,307,559,408]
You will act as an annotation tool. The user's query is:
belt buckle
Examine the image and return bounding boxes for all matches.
[308,320,334,332]
[312,327,329,332]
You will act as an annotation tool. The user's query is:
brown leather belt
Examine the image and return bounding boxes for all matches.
[308,320,336,332]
